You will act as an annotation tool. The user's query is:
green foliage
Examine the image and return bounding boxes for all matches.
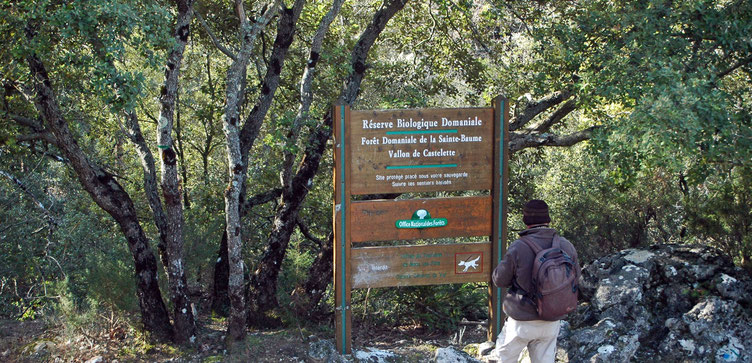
[183,206,224,287]
[684,165,752,269]
[86,248,139,312]
[53,277,102,335]
[276,230,316,324]
[539,0,752,179]
[526,144,684,262]
[354,283,488,333]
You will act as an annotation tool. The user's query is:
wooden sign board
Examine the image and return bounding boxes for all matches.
[351,242,491,289]
[349,108,494,195]
[333,98,509,354]
[350,196,492,242]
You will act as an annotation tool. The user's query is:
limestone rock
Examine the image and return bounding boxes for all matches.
[434,346,482,363]
[354,347,400,363]
[560,244,752,362]
[477,341,495,357]
[307,339,346,362]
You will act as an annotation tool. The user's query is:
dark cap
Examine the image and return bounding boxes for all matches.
[523,199,550,226]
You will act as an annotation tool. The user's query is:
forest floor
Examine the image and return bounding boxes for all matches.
[0,315,490,362]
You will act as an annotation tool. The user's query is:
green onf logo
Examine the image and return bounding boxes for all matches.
[395,209,448,229]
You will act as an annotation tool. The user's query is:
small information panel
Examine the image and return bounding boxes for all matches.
[350,108,493,195]
[351,243,491,289]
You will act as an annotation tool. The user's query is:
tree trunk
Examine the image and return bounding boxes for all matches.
[290,232,333,319]
[155,0,197,344]
[210,0,304,335]
[247,111,333,322]
[238,0,306,172]
[211,187,282,316]
[246,0,409,322]
[26,50,173,341]
[211,230,230,316]
[175,91,191,209]
[124,112,171,271]
[218,0,285,340]
[289,193,398,316]
[279,0,345,186]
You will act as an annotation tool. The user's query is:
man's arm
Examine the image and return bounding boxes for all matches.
[492,243,517,288]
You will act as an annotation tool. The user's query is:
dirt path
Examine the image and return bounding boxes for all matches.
[1,319,47,362]
[0,317,490,362]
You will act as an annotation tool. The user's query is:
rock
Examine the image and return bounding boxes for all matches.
[592,263,649,311]
[26,340,54,359]
[307,339,346,362]
[354,347,400,363]
[434,346,481,362]
[714,272,751,302]
[560,244,752,362]
[657,296,752,362]
[34,340,54,353]
[477,341,495,357]
[84,356,103,363]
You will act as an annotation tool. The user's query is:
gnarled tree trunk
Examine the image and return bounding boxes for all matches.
[220,0,283,342]
[26,49,173,341]
[246,0,410,322]
[155,0,198,344]
[247,111,334,323]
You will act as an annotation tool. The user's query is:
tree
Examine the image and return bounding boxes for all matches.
[152,0,198,344]
[684,165,752,272]
[215,0,290,342]
[3,0,199,343]
[246,0,409,323]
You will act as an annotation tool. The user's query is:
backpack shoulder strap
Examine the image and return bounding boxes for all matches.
[552,234,575,261]
[551,234,562,249]
[519,236,543,254]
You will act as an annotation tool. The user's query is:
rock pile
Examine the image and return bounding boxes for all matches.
[309,244,751,362]
[559,244,752,362]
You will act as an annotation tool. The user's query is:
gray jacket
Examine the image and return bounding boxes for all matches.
[492,227,581,321]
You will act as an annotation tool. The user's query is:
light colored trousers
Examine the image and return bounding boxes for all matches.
[495,317,561,363]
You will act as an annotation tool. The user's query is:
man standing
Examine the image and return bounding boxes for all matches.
[492,199,581,362]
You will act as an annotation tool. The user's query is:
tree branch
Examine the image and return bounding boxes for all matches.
[280,0,345,188]
[16,131,57,144]
[122,112,170,270]
[243,187,283,210]
[341,0,410,104]
[235,0,248,28]
[510,89,573,131]
[716,55,752,80]
[533,98,577,133]
[5,112,44,130]
[296,216,324,247]
[0,170,57,227]
[238,0,304,159]
[509,126,600,153]
[195,11,237,60]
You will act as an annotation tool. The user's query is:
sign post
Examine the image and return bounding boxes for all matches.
[333,104,352,354]
[490,96,510,341]
[333,100,509,353]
